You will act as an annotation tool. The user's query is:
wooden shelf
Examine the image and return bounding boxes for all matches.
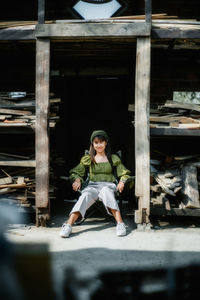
[151,206,200,217]
[150,128,200,137]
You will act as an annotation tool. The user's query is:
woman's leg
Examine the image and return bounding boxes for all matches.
[66,211,81,225]
[66,186,99,224]
[98,185,126,235]
[109,208,123,223]
[98,185,120,216]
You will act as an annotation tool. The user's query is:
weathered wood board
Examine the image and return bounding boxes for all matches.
[181,166,200,208]
[134,36,151,224]
[35,38,50,209]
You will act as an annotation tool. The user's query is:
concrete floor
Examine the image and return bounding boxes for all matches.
[4,202,200,300]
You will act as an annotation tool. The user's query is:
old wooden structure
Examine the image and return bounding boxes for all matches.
[0,0,200,227]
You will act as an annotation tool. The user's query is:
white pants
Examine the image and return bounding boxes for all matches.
[70,181,119,218]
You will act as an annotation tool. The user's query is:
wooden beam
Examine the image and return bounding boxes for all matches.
[35,38,50,210]
[38,0,45,24]
[134,37,151,225]
[0,27,35,40]
[152,28,200,39]
[35,23,151,39]
[1,25,199,41]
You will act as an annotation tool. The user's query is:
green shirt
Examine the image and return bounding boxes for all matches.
[69,154,131,184]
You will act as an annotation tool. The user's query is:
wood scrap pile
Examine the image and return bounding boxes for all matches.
[150,154,200,210]
[150,101,200,129]
[0,164,36,209]
[0,151,56,210]
[0,92,60,130]
[129,100,200,130]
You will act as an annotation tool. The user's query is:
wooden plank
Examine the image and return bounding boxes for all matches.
[38,0,45,24]
[0,123,32,127]
[134,37,151,224]
[35,23,151,38]
[0,115,12,120]
[150,128,200,136]
[0,108,32,115]
[151,124,200,129]
[35,38,50,209]
[0,160,36,167]
[150,116,200,124]
[181,166,200,208]
[0,183,26,189]
[150,207,200,217]
[0,100,35,108]
[111,14,169,20]
[0,20,52,29]
[153,175,176,196]
[163,101,200,113]
[0,176,12,185]
[0,188,17,194]
[17,177,25,184]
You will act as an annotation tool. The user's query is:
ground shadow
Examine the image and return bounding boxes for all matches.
[3,242,200,300]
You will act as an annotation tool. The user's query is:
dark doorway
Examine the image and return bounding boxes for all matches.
[53,75,133,177]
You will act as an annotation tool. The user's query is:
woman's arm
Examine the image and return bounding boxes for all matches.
[69,154,90,191]
[72,178,81,192]
[115,157,131,192]
[116,181,125,193]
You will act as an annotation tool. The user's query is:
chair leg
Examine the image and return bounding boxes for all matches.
[119,198,123,219]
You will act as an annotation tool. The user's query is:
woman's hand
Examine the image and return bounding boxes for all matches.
[72,178,81,192]
[117,181,125,193]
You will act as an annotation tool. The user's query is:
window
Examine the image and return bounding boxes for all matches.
[173,92,200,104]
[72,0,126,20]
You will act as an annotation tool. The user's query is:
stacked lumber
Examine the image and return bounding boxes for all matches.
[0,92,60,129]
[150,155,200,210]
[0,164,36,209]
[0,162,56,210]
[129,100,200,130]
[150,101,200,129]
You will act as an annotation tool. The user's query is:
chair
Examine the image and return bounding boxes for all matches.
[60,151,134,225]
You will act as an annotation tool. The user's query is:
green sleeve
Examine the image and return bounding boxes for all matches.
[112,154,131,182]
[69,155,91,183]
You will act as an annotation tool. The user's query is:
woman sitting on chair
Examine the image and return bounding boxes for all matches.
[59,130,131,238]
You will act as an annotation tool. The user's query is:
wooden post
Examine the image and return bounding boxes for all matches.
[38,0,45,24]
[35,38,50,226]
[145,0,152,25]
[134,37,151,227]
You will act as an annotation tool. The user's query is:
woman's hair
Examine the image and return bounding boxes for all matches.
[89,136,114,171]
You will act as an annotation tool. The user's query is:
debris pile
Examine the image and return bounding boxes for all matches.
[0,92,60,130]
[150,155,200,210]
[129,100,200,130]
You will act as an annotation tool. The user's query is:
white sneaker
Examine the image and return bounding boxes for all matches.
[59,223,72,238]
[116,222,126,236]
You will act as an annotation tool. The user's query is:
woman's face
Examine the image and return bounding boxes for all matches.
[93,137,107,154]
